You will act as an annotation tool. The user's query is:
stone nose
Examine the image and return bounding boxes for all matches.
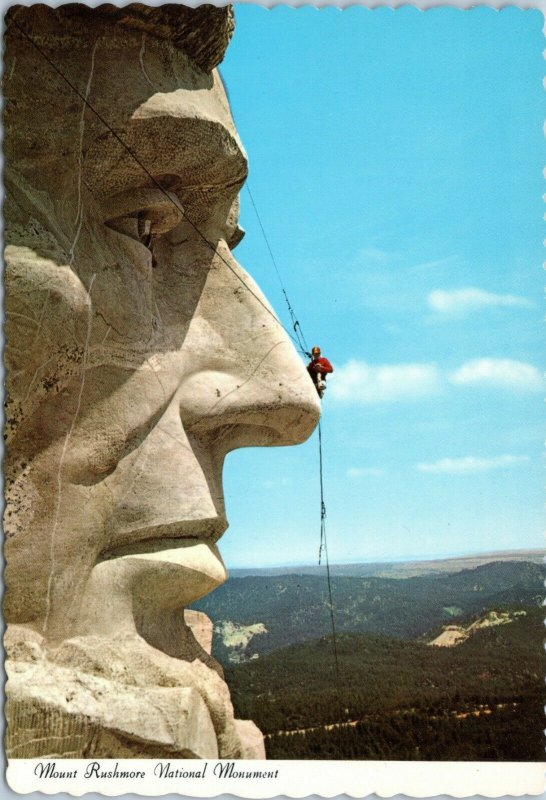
[177,341,321,455]
[106,338,320,550]
[175,247,321,455]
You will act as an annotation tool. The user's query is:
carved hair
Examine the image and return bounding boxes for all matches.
[5,3,235,73]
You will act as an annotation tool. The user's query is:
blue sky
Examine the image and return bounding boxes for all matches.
[217,7,544,568]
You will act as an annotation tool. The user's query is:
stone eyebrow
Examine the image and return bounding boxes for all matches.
[7,15,299,353]
[84,114,247,201]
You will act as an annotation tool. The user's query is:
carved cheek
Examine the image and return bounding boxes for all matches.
[61,427,132,487]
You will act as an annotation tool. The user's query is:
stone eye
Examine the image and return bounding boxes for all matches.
[137,216,153,248]
[103,187,184,254]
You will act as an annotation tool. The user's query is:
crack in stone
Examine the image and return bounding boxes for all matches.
[200,339,285,419]
[32,290,51,348]
[43,274,96,636]
[139,33,156,90]
[96,359,184,509]
[100,325,112,345]
[6,310,40,327]
[93,309,126,339]
[69,38,99,267]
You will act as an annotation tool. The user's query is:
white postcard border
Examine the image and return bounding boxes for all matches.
[5,759,546,797]
[2,1,544,800]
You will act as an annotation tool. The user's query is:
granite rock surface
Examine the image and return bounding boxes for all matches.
[4,3,320,759]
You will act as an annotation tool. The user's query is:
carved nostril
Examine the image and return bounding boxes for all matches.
[179,367,321,455]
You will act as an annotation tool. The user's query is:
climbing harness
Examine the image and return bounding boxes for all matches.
[317,377,327,398]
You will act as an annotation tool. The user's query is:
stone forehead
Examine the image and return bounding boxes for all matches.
[6,3,235,73]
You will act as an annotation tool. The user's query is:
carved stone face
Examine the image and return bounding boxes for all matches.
[4,8,320,656]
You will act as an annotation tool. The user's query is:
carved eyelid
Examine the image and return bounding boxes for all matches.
[102,187,184,237]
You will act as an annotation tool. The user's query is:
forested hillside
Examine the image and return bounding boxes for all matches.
[224,607,544,760]
[192,561,544,663]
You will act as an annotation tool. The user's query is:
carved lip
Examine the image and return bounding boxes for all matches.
[99,535,217,561]
[89,539,228,611]
[99,518,228,562]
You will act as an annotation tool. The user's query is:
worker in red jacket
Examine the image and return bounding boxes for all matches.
[307,346,333,398]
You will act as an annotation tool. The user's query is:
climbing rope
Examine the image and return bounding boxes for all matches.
[317,419,342,690]
[246,186,343,720]
[245,185,309,358]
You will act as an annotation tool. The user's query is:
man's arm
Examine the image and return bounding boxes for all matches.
[319,357,333,374]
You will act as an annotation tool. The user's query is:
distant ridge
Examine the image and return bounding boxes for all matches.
[192,559,545,665]
[229,548,543,579]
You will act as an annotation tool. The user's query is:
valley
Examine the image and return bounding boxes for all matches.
[190,555,545,760]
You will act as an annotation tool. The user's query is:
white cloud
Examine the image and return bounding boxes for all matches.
[416,454,530,475]
[347,467,385,478]
[330,360,441,404]
[449,358,543,392]
[428,287,533,316]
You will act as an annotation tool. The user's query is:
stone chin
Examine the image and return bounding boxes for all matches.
[5,539,260,760]
[75,539,228,641]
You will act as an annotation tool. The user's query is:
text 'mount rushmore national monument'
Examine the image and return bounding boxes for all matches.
[4,3,320,759]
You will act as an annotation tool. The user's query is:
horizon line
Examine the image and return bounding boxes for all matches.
[227,546,543,571]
